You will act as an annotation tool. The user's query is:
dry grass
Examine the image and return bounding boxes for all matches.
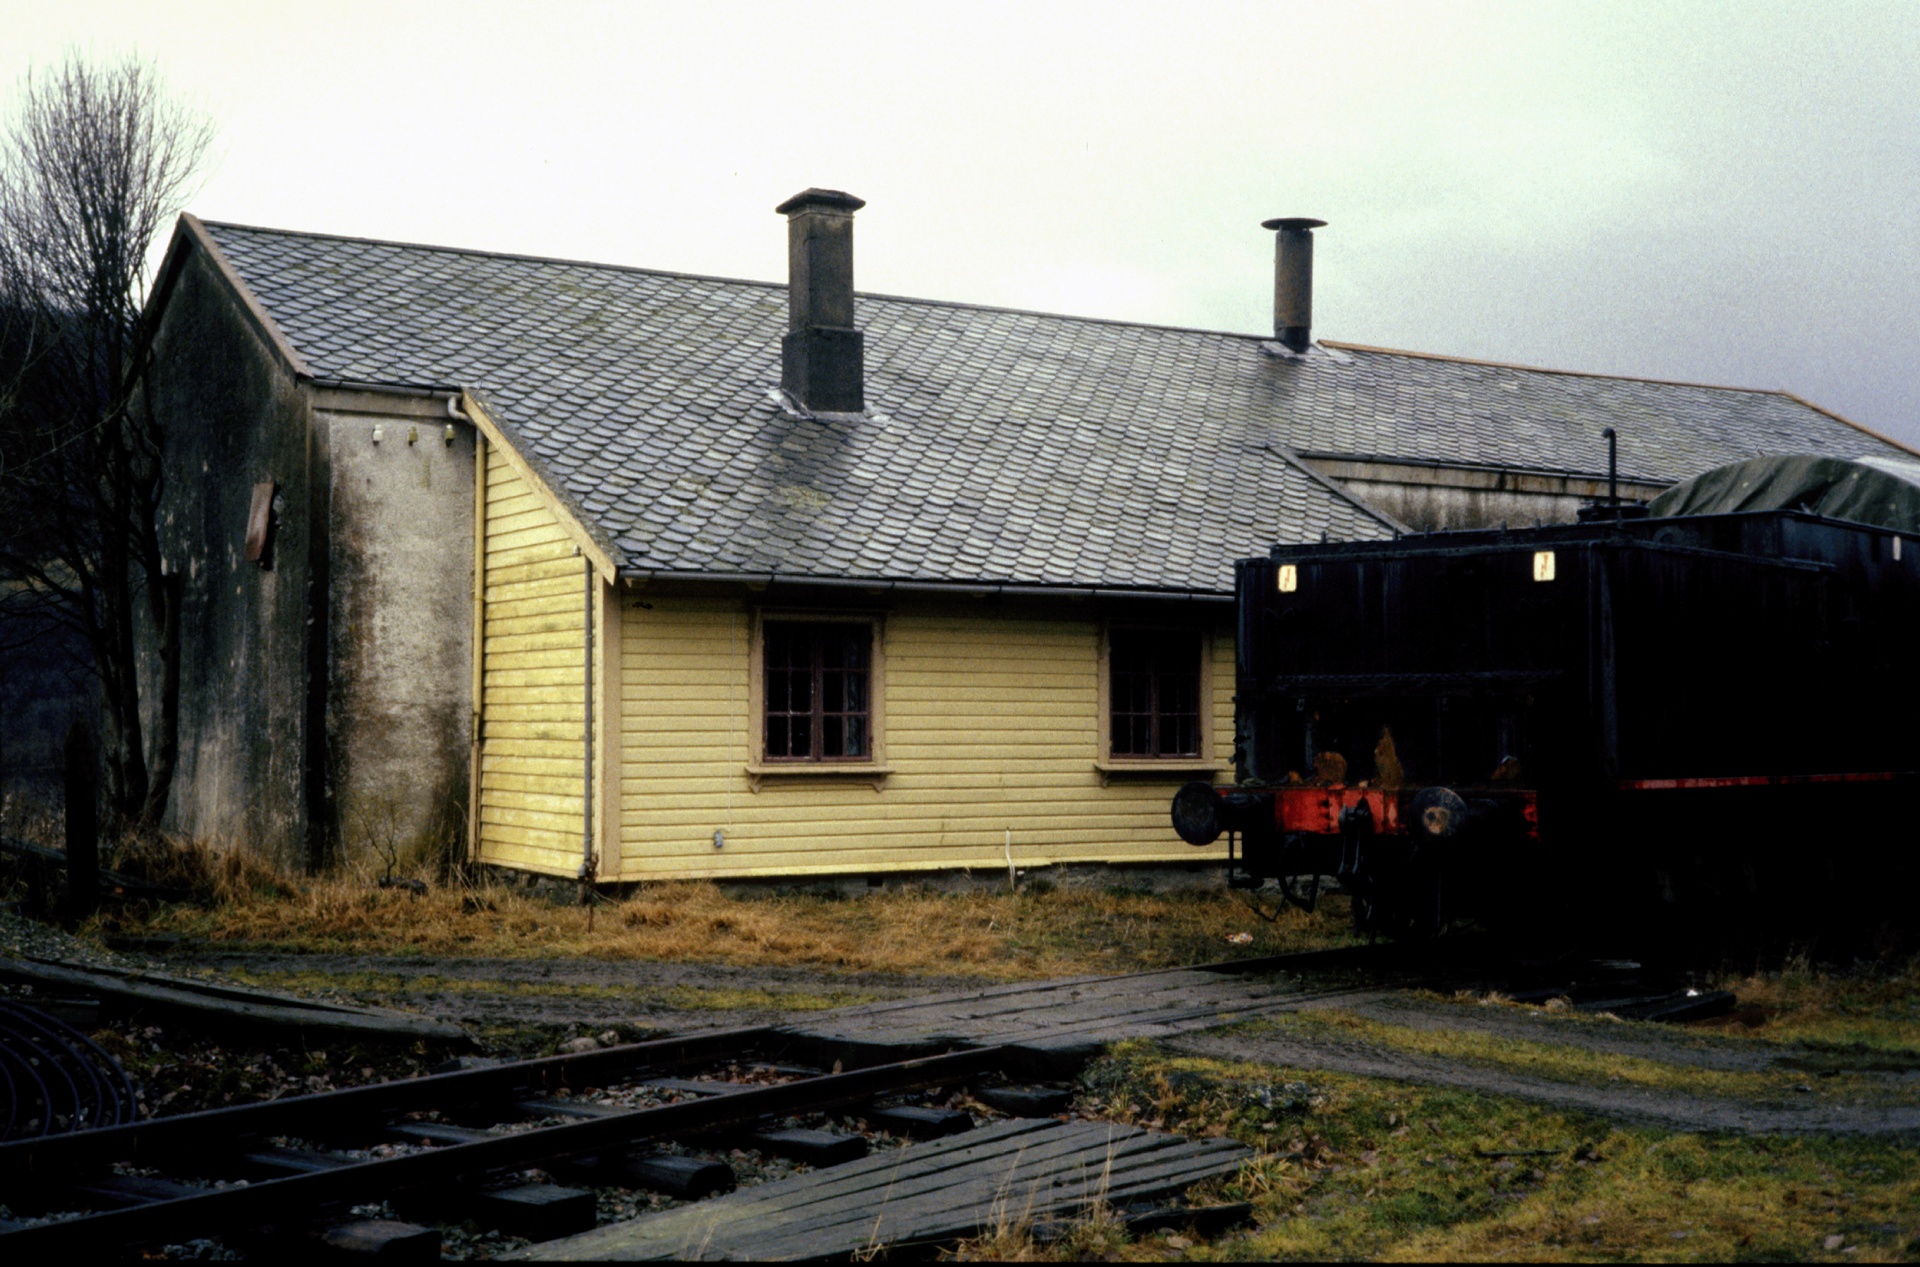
[91,839,1354,979]
[1704,953,1920,1052]
[1071,1043,1920,1262]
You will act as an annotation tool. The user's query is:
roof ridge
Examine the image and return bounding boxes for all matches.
[197,218,794,295]
[196,218,1282,344]
[1321,339,1788,397]
[197,222,1891,412]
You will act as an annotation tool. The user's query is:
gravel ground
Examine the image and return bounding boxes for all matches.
[0,902,156,971]
[173,950,997,1034]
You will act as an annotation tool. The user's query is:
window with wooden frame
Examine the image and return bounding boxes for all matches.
[762,619,875,762]
[1107,627,1204,759]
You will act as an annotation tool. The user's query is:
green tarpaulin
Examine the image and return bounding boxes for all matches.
[1646,453,1920,534]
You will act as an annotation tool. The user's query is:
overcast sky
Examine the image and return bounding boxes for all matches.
[7,1,1918,446]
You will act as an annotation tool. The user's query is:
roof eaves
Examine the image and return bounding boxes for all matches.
[617,568,1234,603]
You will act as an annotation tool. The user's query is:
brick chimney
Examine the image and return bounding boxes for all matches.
[1262,217,1326,353]
[777,188,866,412]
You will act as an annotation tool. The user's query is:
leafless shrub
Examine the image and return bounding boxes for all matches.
[0,53,212,830]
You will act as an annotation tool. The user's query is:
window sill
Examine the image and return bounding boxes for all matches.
[1094,759,1232,787]
[746,763,893,792]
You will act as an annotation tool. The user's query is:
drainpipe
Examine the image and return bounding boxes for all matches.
[1603,427,1619,517]
[580,561,596,893]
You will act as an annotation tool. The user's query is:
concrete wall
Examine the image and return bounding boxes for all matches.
[147,244,315,867]
[1305,456,1670,532]
[318,392,475,873]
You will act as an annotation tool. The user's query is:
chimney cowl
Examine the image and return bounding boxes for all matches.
[776,188,867,216]
[1263,216,1325,353]
[778,187,866,413]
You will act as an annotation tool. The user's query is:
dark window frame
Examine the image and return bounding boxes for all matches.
[760,618,876,764]
[1106,626,1205,759]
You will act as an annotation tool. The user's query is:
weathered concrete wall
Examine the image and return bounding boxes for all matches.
[1304,456,1670,532]
[147,244,314,868]
[319,394,475,873]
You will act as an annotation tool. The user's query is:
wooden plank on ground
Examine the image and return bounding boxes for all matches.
[0,957,472,1046]
[783,970,1303,1053]
[514,1118,1250,1262]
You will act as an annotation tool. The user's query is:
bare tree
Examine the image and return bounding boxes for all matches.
[0,54,212,829]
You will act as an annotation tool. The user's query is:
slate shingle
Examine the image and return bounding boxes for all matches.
[201,222,1906,595]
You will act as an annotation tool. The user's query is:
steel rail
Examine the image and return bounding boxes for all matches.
[0,1045,1006,1254]
[0,1001,139,1142]
[0,1024,776,1183]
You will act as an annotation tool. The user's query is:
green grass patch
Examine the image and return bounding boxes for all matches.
[1226,1009,1920,1109]
[1064,1042,1920,1262]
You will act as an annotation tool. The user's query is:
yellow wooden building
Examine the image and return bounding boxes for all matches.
[139,191,1912,879]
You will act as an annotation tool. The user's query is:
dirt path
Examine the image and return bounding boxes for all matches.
[168,948,1920,1136]
[180,951,996,1034]
[1174,990,1920,1136]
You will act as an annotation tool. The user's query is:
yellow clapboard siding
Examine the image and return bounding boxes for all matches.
[481,802,584,834]
[484,754,586,776]
[483,771,595,796]
[486,615,587,642]
[482,787,586,815]
[600,593,1237,883]
[475,450,591,875]
[486,569,588,600]
[487,540,582,571]
[478,822,580,854]
[484,736,585,755]
[489,524,575,556]
[486,590,584,620]
[486,503,570,536]
[487,722,588,744]
[486,564,585,594]
[487,648,589,671]
[486,699,585,719]
[482,489,544,518]
[487,629,594,655]
[487,702,592,723]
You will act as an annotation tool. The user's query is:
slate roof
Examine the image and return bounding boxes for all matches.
[194,221,1907,595]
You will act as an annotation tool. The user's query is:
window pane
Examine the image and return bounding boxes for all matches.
[764,620,872,763]
[1110,629,1201,758]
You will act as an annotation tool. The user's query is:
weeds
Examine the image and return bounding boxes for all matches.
[87,840,1354,978]
[1704,956,1920,1052]
[1074,1042,1920,1262]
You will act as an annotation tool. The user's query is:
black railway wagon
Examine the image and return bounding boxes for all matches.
[1173,509,1920,942]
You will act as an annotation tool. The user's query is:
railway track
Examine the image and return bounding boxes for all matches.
[0,1023,1041,1256]
[0,939,1714,1257]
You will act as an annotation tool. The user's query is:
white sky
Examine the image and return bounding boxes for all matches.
[7,1,1918,445]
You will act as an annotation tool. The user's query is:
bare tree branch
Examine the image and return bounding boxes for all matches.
[0,52,211,829]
